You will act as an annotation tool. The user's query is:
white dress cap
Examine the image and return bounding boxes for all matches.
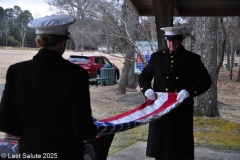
[28,14,75,35]
[160,27,184,36]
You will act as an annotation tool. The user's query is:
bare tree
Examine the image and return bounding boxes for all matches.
[18,10,33,47]
[47,0,99,51]
[221,17,240,78]
[238,63,240,82]
[189,17,220,117]
[217,17,227,73]
[178,16,240,117]
[47,0,156,94]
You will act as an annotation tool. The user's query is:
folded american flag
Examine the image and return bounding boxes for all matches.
[0,92,182,160]
[94,92,181,137]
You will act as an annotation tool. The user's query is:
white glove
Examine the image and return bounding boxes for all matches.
[144,89,156,100]
[177,89,190,102]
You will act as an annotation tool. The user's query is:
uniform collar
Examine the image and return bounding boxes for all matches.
[160,44,186,54]
[168,44,185,54]
[33,49,63,59]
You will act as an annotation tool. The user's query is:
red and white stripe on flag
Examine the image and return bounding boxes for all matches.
[84,92,181,160]
[100,92,180,126]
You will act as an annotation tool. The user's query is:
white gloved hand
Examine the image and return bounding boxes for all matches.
[144,89,156,100]
[177,89,190,102]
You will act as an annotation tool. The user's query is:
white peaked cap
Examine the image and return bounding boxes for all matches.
[160,27,184,36]
[28,14,75,35]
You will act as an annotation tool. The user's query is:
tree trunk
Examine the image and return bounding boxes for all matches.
[80,37,84,52]
[118,48,132,94]
[194,17,219,117]
[21,35,25,48]
[127,55,139,88]
[127,66,138,88]
[237,63,240,82]
[75,39,79,52]
[217,17,227,73]
[117,0,139,93]
[106,37,110,54]
[227,42,231,70]
[230,39,235,80]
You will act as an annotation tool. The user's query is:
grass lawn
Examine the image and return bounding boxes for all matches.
[108,117,240,154]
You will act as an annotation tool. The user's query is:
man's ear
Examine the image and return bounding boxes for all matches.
[35,38,41,48]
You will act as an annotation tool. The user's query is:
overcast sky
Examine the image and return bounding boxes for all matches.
[0,0,54,18]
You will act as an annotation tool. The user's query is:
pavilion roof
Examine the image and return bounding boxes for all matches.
[129,0,240,16]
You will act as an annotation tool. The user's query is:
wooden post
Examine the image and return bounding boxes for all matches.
[152,0,174,50]
[166,0,174,26]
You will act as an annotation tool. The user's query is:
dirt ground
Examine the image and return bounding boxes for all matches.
[217,67,240,124]
[0,48,239,137]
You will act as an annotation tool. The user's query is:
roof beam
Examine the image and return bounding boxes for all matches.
[129,0,142,15]
[180,9,240,16]
[173,0,180,16]
[129,0,240,16]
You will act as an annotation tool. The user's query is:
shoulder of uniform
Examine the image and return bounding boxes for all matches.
[152,49,167,56]
[10,60,32,68]
[184,50,201,59]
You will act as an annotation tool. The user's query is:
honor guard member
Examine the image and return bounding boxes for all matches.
[0,15,97,160]
[138,27,212,160]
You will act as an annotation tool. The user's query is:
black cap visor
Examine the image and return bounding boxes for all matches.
[165,35,183,41]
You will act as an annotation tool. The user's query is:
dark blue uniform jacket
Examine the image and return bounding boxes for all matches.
[0,49,97,160]
[139,45,212,159]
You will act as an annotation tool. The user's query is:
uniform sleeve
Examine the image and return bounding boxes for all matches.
[138,54,154,95]
[0,66,21,136]
[70,68,97,140]
[185,56,212,97]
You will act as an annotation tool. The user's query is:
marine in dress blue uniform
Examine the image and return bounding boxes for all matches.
[139,27,212,160]
[0,15,97,160]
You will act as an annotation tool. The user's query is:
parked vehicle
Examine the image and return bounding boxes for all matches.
[97,46,114,53]
[68,54,120,83]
